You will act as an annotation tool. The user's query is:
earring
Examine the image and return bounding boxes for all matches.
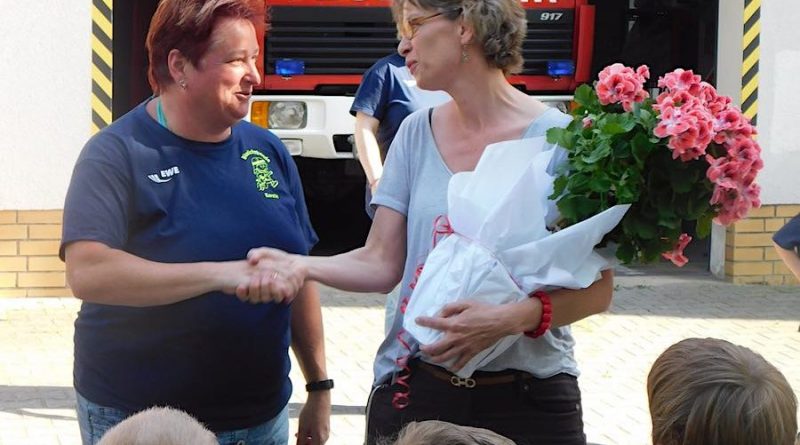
[178,79,187,90]
[461,45,470,63]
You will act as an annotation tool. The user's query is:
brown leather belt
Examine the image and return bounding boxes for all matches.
[414,360,531,388]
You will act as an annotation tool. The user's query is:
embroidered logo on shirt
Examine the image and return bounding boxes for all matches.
[148,166,181,183]
[241,149,279,199]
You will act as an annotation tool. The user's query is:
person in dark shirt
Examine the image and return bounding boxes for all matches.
[773,213,800,282]
[350,0,449,219]
[61,1,329,444]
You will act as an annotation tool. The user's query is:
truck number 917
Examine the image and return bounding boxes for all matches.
[540,12,564,21]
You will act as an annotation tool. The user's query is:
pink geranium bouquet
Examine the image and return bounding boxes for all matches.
[547,63,763,266]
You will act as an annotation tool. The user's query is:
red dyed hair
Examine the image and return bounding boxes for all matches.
[145,0,267,94]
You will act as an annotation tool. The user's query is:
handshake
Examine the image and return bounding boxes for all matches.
[224,247,307,304]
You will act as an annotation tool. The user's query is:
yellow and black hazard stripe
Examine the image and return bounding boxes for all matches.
[741,0,760,125]
[91,0,113,134]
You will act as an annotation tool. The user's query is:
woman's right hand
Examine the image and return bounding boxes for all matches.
[229,247,308,304]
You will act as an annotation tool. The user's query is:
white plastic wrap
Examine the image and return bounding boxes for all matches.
[403,137,630,377]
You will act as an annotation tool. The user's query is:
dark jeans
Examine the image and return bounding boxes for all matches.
[365,360,585,445]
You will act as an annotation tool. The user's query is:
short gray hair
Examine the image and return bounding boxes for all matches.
[405,0,526,75]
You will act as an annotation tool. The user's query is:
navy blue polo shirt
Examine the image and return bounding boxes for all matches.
[60,100,317,431]
[773,214,800,253]
[350,53,449,160]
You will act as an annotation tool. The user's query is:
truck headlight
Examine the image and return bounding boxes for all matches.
[268,101,307,129]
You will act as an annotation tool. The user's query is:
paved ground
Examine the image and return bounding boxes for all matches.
[0,266,798,445]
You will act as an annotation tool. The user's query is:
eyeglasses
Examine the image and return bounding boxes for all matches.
[399,12,444,40]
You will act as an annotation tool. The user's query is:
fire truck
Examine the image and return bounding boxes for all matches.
[113,0,718,254]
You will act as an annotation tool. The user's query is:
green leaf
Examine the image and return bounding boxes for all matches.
[567,173,591,192]
[687,193,710,220]
[589,175,614,193]
[612,140,632,159]
[547,127,575,150]
[550,174,569,199]
[582,141,612,164]
[573,84,599,111]
[696,211,713,239]
[615,185,638,203]
[657,214,681,230]
[670,168,696,193]
[600,114,636,135]
[616,239,636,264]
[634,216,658,240]
[631,132,654,167]
[558,195,599,221]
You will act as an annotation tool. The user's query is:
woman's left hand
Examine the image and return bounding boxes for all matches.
[295,391,331,445]
[415,300,537,372]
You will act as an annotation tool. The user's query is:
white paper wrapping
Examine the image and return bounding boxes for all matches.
[403,137,630,377]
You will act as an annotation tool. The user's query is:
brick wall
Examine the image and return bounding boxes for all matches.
[726,204,800,285]
[1,205,798,297]
[0,210,72,298]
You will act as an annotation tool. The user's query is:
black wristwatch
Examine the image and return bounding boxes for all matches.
[305,379,334,392]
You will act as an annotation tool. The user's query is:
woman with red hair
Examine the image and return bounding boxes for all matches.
[61,1,329,444]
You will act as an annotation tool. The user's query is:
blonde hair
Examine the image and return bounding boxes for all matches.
[648,338,798,445]
[405,0,526,75]
[97,406,217,445]
[388,420,516,445]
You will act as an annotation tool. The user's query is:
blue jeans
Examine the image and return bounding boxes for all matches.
[76,391,289,445]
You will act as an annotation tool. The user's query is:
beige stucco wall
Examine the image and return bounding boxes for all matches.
[0,1,92,210]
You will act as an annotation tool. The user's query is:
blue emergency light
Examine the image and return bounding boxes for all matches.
[276,59,305,77]
[547,60,575,77]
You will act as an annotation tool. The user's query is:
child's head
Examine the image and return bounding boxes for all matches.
[648,337,798,445]
[97,406,217,445]
[389,420,515,445]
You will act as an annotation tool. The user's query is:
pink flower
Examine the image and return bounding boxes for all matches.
[658,69,701,92]
[707,156,762,226]
[654,90,702,112]
[725,136,763,175]
[567,63,766,264]
[636,65,650,80]
[662,233,692,267]
[596,63,650,110]
[713,108,746,134]
[712,182,761,225]
[696,82,718,103]
[654,106,690,137]
[706,96,732,116]
[668,128,704,161]
[621,89,649,112]
[657,105,714,161]
[597,63,626,81]
[712,108,757,145]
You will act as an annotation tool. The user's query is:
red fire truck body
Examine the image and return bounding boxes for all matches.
[249,0,595,160]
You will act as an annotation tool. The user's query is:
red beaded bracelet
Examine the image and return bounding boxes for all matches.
[524,290,552,339]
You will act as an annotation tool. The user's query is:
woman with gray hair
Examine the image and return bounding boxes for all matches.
[247,0,613,443]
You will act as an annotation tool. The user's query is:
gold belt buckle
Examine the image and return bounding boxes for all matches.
[450,375,477,388]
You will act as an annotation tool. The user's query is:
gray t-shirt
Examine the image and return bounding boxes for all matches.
[371,106,578,385]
